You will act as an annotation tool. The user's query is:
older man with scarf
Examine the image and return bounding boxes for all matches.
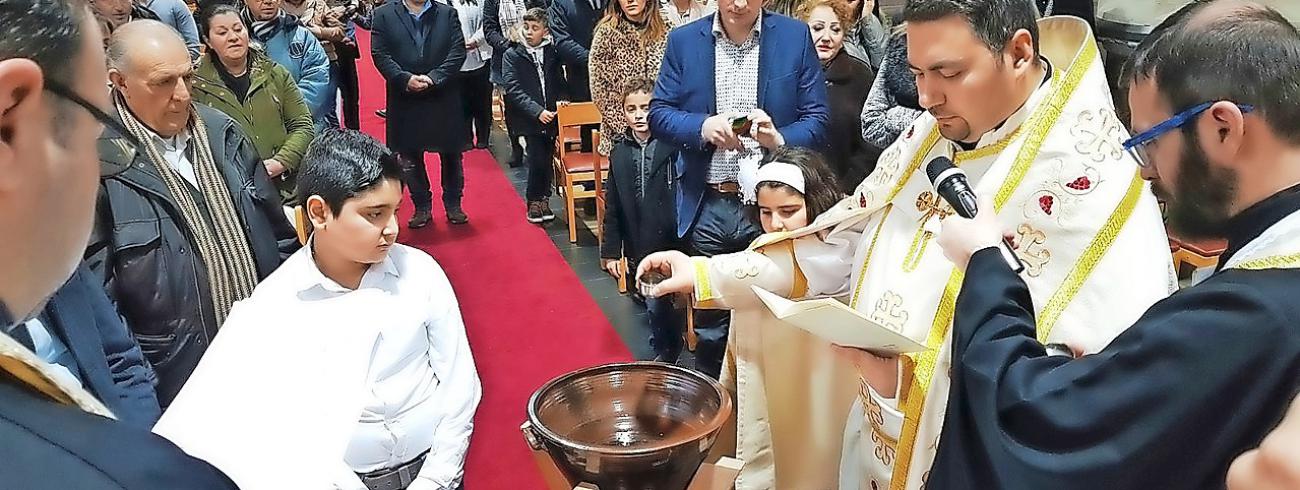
[87,21,299,407]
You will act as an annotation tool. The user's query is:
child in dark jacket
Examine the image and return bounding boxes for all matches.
[502,7,569,223]
[600,79,685,363]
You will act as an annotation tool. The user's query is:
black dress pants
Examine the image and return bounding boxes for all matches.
[399,150,464,212]
[460,65,492,147]
[686,188,761,378]
[523,134,555,201]
[337,55,361,130]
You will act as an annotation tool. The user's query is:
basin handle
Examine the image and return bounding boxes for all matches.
[520,421,543,450]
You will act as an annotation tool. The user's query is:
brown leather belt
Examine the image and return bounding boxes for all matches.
[708,181,742,194]
[357,452,428,490]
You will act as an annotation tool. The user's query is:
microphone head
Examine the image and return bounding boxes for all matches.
[925,156,959,185]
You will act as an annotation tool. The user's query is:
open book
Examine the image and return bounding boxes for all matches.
[752,286,928,354]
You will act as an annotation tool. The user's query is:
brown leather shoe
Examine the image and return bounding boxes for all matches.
[446,208,469,225]
[408,209,432,229]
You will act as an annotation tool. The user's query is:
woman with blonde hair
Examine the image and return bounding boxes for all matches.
[588,0,670,155]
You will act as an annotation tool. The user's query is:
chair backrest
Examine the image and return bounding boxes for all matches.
[593,129,605,193]
[557,102,601,129]
[293,206,311,245]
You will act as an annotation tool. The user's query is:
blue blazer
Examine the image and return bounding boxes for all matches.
[42,266,161,428]
[649,12,830,237]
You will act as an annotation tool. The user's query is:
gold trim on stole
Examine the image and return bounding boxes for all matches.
[848,205,898,309]
[1035,171,1146,342]
[1234,252,1300,270]
[888,39,1100,490]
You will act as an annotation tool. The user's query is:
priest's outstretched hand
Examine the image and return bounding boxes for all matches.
[637,250,696,298]
[937,196,1007,270]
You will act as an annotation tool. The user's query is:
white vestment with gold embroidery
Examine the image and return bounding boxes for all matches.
[690,16,1176,490]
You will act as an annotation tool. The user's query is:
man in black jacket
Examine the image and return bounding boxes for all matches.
[599,79,683,362]
[88,21,299,408]
[547,0,600,102]
[370,0,471,227]
[0,1,236,487]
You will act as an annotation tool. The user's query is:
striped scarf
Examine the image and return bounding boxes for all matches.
[113,93,260,326]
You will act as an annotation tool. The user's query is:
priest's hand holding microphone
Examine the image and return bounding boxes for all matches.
[838,156,1027,399]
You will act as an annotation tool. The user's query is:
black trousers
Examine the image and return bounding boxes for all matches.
[399,150,464,212]
[523,134,555,201]
[336,55,361,130]
[686,189,761,378]
[460,65,492,147]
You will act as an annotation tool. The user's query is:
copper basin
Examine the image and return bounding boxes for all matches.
[524,362,732,490]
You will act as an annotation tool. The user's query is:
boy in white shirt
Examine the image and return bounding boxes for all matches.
[155,129,482,490]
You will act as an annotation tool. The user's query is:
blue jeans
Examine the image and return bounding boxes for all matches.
[686,189,761,378]
[321,62,341,129]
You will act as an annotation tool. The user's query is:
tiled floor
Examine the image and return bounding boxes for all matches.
[482,128,696,367]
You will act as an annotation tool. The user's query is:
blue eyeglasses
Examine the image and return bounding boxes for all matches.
[1122,101,1254,168]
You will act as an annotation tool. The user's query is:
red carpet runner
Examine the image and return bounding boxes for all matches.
[354,31,634,488]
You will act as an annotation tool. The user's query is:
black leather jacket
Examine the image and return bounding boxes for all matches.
[86,104,299,407]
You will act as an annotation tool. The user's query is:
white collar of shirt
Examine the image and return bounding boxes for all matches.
[712,11,762,45]
[294,238,402,296]
[144,127,199,189]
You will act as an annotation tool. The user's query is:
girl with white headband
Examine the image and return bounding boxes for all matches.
[639,147,853,489]
[753,147,846,233]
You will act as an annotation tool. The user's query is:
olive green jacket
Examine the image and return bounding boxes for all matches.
[193,51,315,204]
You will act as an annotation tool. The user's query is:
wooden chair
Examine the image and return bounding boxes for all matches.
[592,130,607,243]
[552,102,607,243]
[1170,236,1227,276]
[588,130,630,293]
[292,206,311,245]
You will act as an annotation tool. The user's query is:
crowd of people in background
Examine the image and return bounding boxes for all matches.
[11,0,1300,488]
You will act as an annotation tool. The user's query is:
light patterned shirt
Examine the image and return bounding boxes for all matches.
[708,13,762,192]
[662,0,714,28]
[497,0,526,43]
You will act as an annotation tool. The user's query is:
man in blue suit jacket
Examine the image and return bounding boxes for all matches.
[4,265,162,428]
[649,2,828,376]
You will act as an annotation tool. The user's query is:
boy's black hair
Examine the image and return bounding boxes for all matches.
[523,7,548,27]
[296,129,404,215]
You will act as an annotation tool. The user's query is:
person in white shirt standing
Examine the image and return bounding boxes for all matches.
[451,0,494,149]
[155,128,482,490]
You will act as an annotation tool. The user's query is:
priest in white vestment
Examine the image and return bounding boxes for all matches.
[640,9,1176,490]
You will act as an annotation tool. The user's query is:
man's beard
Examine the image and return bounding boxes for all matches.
[1160,131,1238,240]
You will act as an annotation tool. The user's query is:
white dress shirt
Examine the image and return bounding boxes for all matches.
[301,244,482,490]
[152,242,481,490]
[146,128,199,189]
[442,0,492,71]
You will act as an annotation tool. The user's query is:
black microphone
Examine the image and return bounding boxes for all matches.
[925,156,1025,273]
[925,156,979,219]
